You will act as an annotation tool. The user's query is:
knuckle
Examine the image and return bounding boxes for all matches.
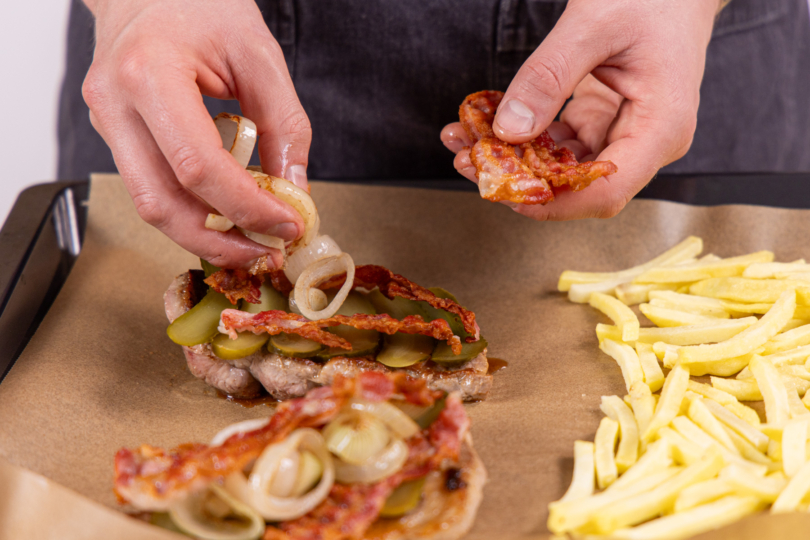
[116,48,155,89]
[171,148,208,191]
[81,67,107,110]
[280,107,313,144]
[132,191,169,228]
[597,190,632,219]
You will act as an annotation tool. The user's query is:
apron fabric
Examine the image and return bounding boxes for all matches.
[57,0,810,182]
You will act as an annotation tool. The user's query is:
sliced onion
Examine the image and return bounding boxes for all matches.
[323,411,391,465]
[392,399,431,421]
[215,113,257,169]
[224,428,334,521]
[237,227,286,251]
[169,483,264,540]
[284,235,343,284]
[210,418,271,447]
[267,453,300,498]
[288,292,328,314]
[334,438,408,484]
[248,171,319,252]
[206,213,235,232]
[294,253,355,321]
[347,399,420,439]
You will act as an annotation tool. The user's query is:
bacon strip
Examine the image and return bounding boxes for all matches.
[460,90,618,205]
[319,265,480,342]
[205,269,264,305]
[219,309,463,355]
[115,374,441,510]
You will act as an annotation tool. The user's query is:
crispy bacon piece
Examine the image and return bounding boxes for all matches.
[268,269,294,296]
[205,269,264,305]
[115,374,442,511]
[460,90,618,205]
[319,265,480,342]
[219,309,463,355]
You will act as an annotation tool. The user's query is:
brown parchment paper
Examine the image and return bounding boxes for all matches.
[3,174,810,539]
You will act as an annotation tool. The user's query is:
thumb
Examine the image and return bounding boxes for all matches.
[493,8,612,144]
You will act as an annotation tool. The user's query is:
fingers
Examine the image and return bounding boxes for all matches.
[125,64,305,238]
[440,123,473,154]
[452,150,477,183]
[492,4,622,144]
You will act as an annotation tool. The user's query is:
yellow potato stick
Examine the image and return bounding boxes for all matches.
[768,439,783,461]
[656,427,704,465]
[600,339,645,393]
[719,300,774,315]
[634,343,664,392]
[762,323,810,355]
[670,417,766,474]
[676,291,796,364]
[772,460,810,513]
[689,277,809,304]
[762,344,810,366]
[758,423,784,442]
[720,426,773,466]
[803,384,810,409]
[615,496,761,540]
[711,377,762,401]
[642,364,689,441]
[683,355,754,377]
[634,251,774,284]
[558,236,703,291]
[567,278,627,304]
[547,467,680,535]
[590,292,640,341]
[743,261,810,279]
[556,441,595,503]
[595,417,619,489]
[648,290,728,317]
[736,366,753,379]
[601,396,640,473]
[723,401,761,427]
[606,439,673,493]
[649,299,731,320]
[590,449,725,534]
[719,465,786,502]
[596,317,756,346]
[687,398,740,455]
[701,399,769,451]
[782,318,810,331]
[781,418,810,477]
[750,356,791,426]
[687,380,737,405]
[639,303,716,328]
[673,479,734,513]
[780,365,810,381]
[787,388,810,419]
[627,382,656,436]
[615,283,679,306]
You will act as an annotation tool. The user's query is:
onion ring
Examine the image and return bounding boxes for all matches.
[333,438,409,484]
[284,235,343,284]
[205,213,235,232]
[294,253,356,321]
[214,113,257,169]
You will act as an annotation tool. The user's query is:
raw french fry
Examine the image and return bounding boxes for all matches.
[720,300,774,315]
[743,261,809,279]
[771,460,810,513]
[601,396,640,473]
[600,340,645,393]
[648,290,729,318]
[547,467,680,534]
[702,399,769,451]
[596,317,757,347]
[687,397,740,455]
[712,377,762,401]
[689,277,809,304]
[687,380,737,405]
[558,236,703,291]
[613,495,761,540]
[635,343,664,392]
[589,449,725,534]
[780,365,810,381]
[656,427,704,465]
[642,364,689,440]
[595,417,620,489]
[762,323,810,355]
[762,344,810,366]
[736,366,753,379]
[721,426,773,467]
[723,401,762,427]
[627,382,656,436]
[615,283,679,306]
[673,478,734,513]
[590,292,640,341]
[556,441,595,503]
[608,439,672,492]
[787,388,810,419]
[719,465,786,502]
[682,355,753,377]
[676,291,796,364]
[750,356,791,426]
[768,440,783,461]
[781,418,810,477]
[671,416,767,475]
[634,251,774,284]
[782,318,810,332]
[639,303,716,327]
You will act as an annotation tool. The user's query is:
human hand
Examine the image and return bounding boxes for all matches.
[82,0,311,269]
[442,0,721,220]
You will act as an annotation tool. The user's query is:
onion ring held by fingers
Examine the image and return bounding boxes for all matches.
[294,254,356,321]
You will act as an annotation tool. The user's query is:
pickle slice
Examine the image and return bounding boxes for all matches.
[379,477,426,518]
[243,282,287,313]
[415,397,446,430]
[419,287,470,339]
[212,332,270,360]
[270,334,324,358]
[167,290,233,346]
[199,258,221,278]
[319,291,380,359]
[376,333,434,368]
[431,337,488,365]
[368,289,429,319]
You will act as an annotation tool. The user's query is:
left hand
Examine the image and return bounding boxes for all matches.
[441,0,721,220]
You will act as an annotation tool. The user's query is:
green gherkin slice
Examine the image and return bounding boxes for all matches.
[199,258,221,278]
[212,332,269,360]
[270,333,324,358]
[376,333,434,368]
[167,290,233,346]
[431,337,488,365]
[318,291,380,359]
[418,287,470,339]
[379,477,427,517]
[242,282,287,313]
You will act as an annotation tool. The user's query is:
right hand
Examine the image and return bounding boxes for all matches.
[82,0,311,269]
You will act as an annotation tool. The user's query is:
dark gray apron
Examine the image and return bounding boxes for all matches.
[57,0,810,182]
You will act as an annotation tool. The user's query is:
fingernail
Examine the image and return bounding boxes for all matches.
[496,99,535,135]
[445,137,465,153]
[285,164,308,189]
[266,222,299,241]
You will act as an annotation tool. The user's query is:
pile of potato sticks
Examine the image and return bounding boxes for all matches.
[550,236,810,539]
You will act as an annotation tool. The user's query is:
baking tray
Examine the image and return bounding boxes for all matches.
[2,172,809,385]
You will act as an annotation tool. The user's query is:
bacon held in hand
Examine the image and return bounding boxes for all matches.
[219,309,463,354]
[205,269,264,305]
[459,90,618,205]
